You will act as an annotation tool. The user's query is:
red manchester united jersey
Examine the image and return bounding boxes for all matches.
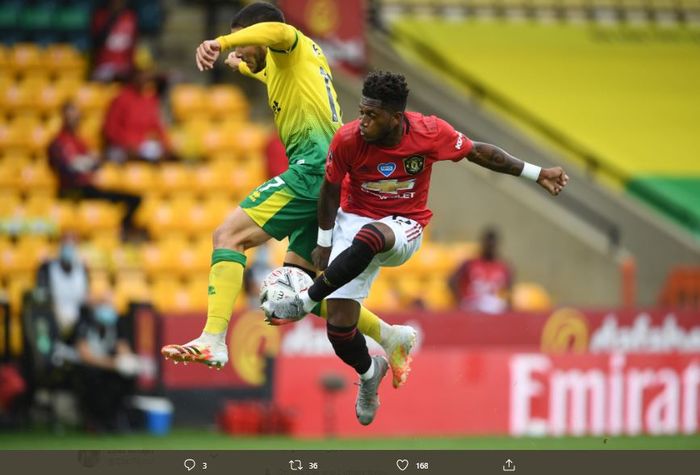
[325,112,473,227]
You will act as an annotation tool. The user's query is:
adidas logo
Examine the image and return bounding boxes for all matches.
[208,285,216,295]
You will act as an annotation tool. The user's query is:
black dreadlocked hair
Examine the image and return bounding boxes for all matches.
[361,70,409,112]
[231,2,285,29]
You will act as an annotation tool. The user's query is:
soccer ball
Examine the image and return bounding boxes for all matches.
[259,266,313,322]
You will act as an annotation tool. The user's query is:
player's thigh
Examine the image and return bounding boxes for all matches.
[375,215,424,267]
[214,206,272,251]
[240,175,317,249]
[241,174,318,262]
[286,212,319,268]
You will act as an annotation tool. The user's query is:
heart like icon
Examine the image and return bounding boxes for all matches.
[396,459,409,471]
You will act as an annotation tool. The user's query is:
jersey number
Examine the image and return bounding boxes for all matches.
[258,176,285,192]
[320,67,339,123]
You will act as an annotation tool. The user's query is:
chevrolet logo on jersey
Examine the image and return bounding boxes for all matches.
[362,178,416,194]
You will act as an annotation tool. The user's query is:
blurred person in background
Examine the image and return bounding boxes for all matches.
[102,67,172,163]
[90,0,139,82]
[264,133,288,179]
[448,228,513,314]
[161,2,417,391]
[48,101,142,238]
[242,244,274,310]
[265,71,568,425]
[35,233,89,343]
[72,292,139,432]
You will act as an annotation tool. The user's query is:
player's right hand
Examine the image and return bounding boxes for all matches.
[224,52,242,70]
[195,40,221,71]
[312,245,332,271]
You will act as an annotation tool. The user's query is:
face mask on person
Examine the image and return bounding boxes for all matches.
[59,243,77,264]
[94,304,118,326]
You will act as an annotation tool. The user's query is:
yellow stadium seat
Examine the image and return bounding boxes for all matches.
[10,75,52,114]
[396,276,429,308]
[22,195,59,236]
[43,111,63,135]
[151,277,190,313]
[76,111,103,150]
[111,243,142,272]
[0,190,22,217]
[92,161,123,190]
[17,160,57,193]
[140,236,188,277]
[170,84,207,122]
[145,195,195,238]
[73,82,114,114]
[192,160,241,199]
[512,282,553,312]
[45,44,87,78]
[52,74,84,100]
[9,44,43,75]
[207,85,249,121]
[155,163,189,195]
[184,276,209,313]
[424,276,455,311]
[168,124,202,161]
[231,124,268,156]
[88,269,113,300]
[75,200,123,237]
[364,276,402,312]
[114,270,150,314]
[139,241,167,277]
[184,197,230,236]
[200,123,238,157]
[0,239,47,278]
[86,230,122,254]
[221,159,265,196]
[120,162,155,194]
[45,200,78,234]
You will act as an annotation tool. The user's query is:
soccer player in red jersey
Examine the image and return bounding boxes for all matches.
[264,71,569,425]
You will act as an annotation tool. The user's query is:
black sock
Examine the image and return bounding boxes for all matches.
[327,322,371,374]
[308,224,386,302]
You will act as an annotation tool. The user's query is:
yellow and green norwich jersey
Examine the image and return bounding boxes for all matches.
[217,22,342,173]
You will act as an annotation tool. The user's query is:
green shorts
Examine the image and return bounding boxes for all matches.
[240,166,324,263]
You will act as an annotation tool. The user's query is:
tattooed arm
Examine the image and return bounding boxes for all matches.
[466,142,525,176]
[466,141,569,195]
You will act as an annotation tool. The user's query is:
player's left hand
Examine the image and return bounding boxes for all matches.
[195,39,221,71]
[537,166,569,196]
[312,245,332,271]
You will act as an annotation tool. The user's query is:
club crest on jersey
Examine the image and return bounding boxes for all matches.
[403,155,425,175]
[377,162,396,177]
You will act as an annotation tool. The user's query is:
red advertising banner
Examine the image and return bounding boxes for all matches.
[273,350,700,438]
[158,308,700,389]
[278,0,366,71]
[160,309,280,389]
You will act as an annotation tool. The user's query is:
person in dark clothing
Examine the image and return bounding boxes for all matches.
[48,101,142,237]
[72,294,139,432]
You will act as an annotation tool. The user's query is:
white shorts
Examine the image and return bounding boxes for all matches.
[326,209,424,302]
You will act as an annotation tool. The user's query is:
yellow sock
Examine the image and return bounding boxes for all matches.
[315,300,383,344]
[203,249,246,334]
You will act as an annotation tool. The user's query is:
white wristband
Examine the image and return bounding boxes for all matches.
[317,228,333,247]
[521,162,542,181]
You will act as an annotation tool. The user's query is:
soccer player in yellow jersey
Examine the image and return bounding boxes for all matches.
[161,2,415,388]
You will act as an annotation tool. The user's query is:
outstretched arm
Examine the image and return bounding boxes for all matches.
[312,179,342,270]
[195,22,296,71]
[466,141,569,196]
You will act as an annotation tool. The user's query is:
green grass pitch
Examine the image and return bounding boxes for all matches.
[1,430,698,450]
